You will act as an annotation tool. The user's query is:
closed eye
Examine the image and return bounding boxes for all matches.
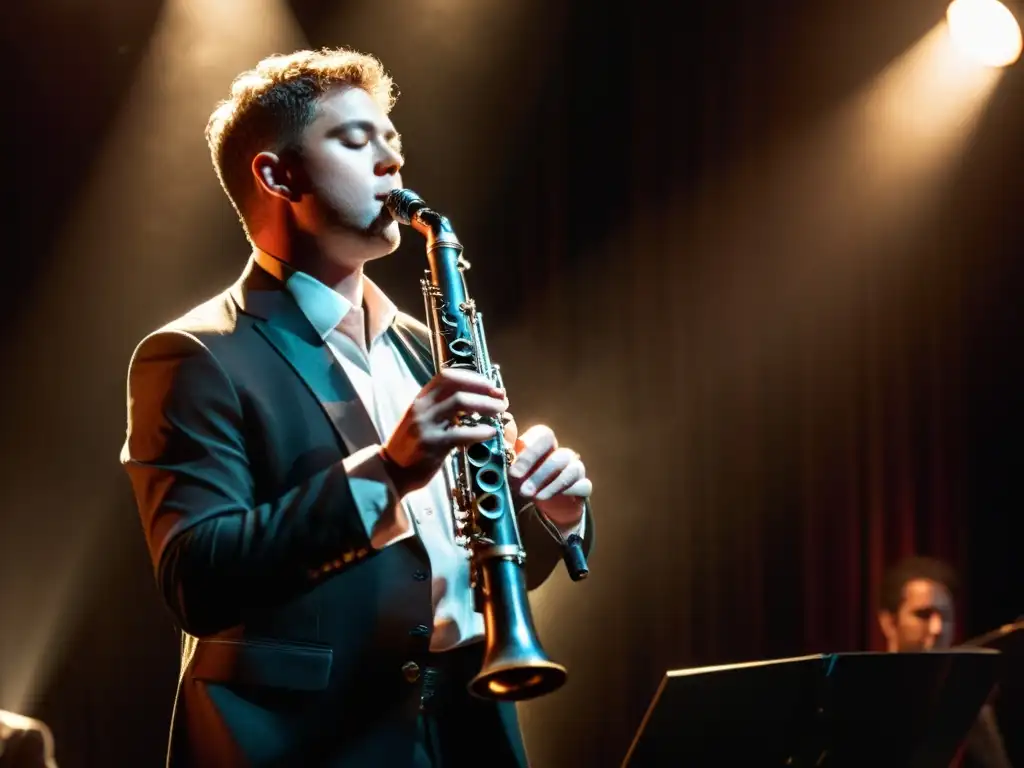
[328,121,401,154]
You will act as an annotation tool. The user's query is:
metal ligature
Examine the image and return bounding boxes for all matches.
[385,188,587,701]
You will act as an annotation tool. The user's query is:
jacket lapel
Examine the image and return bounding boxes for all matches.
[230,258,381,455]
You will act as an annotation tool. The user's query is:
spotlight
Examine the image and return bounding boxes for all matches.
[946,0,1023,67]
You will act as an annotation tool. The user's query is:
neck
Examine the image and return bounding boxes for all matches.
[324,265,365,309]
[254,225,369,309]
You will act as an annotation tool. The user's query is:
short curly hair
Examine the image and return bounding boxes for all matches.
[205,47,397,237]
[880,556,959,614]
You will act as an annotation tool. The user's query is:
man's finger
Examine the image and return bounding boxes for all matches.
[532,460,589,501]
[428,393,508,423]
[437,425,498,448]
[509,425,556,478]
[501,412,518,446]
[521,448,577,497]
[425,368,504,399]
[562,477,592,498]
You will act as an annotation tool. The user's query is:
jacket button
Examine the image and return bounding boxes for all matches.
[412,570,428,581]
[402,661,421,682]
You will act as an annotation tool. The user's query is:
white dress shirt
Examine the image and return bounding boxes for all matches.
[254,251,583,652]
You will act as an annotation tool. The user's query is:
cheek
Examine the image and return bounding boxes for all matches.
[306,149,373,202]
[899,616,924,636]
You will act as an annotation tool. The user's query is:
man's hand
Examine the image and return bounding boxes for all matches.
[506,421,591,529]
[382,368,507,497]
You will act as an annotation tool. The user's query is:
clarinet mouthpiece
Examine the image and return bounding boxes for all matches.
[385,188,427,225]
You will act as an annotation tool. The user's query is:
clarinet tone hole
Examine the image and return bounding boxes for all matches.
[449,337,473,357]
[475,492,503,519]
[467,442,493,467]
[476,465,503,494]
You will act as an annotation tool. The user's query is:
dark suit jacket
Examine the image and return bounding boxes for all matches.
[121,259,593,767]
[0,711,57,768]
[961,704,1013,768]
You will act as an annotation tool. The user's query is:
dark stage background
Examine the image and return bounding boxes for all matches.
[1,0,1021,766]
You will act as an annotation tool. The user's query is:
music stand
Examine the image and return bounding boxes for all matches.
[961,620,1024,766]
[622,649,1000,768]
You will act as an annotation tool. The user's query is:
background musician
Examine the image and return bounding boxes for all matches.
[119,47,594,767]
[878,556,1012,768]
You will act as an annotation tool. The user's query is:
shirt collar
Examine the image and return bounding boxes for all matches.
[252,249,398,346]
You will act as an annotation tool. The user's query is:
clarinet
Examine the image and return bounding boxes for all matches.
[385,188,588,701]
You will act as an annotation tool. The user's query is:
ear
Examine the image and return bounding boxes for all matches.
[878,610,897,648]
[252,151,298,202]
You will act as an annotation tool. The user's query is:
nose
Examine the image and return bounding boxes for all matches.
[928,612,946,639]
[375,144,403,178]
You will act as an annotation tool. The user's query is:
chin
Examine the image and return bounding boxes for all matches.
[357,234,400,263]
[374,220,402,252]
[330,218,399,262]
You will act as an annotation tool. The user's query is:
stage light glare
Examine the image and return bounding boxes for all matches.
[946,0,1022,67]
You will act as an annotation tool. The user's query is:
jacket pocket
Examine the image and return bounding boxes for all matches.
[190,636,333,691]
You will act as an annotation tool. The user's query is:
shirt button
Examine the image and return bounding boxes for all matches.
[412,570,428,581]
[402,661,421,682]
